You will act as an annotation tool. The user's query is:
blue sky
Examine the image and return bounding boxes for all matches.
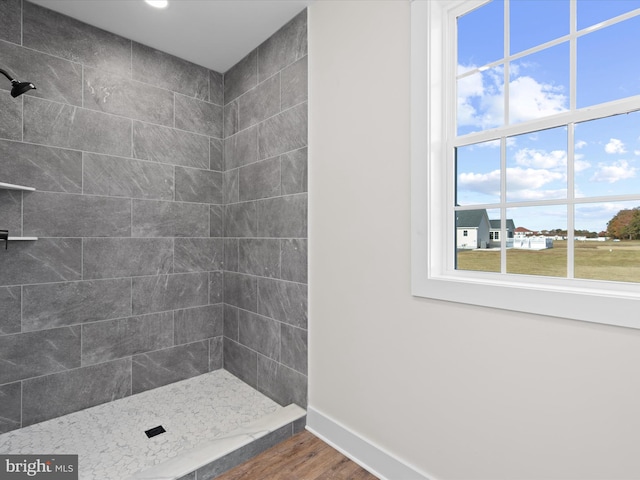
[456,0,640,232]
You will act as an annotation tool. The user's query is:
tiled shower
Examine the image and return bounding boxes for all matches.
[0,0,307,441]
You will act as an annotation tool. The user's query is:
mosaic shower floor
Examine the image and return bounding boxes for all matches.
[0,370,304,480]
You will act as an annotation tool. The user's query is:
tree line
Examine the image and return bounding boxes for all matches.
[607,207,640,240]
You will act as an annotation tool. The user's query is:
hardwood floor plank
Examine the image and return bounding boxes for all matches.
[214,431,378,480]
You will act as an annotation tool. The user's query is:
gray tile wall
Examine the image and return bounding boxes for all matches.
[0,1,225,433]
[222,10,308,409]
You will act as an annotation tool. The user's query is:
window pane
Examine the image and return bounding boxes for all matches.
[509,43,569,125]
[577,15,640,108]
[456,209,501,272]
[574,112,640,198]
[506,205,567,277]
[510,0,569,55]
[506,126,568,202]
[456,140,502,205]
[458,0,503,68]
[577,0,640,30]
[575,201,640,283]
[457,65,505,135]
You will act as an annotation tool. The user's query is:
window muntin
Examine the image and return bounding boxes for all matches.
[453,1,640,283]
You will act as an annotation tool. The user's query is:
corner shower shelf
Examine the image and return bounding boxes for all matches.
[0,181,35,191]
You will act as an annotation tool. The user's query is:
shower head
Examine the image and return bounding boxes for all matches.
[0,68,36,98]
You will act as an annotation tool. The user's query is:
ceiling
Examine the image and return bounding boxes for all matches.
[28,0,312,73]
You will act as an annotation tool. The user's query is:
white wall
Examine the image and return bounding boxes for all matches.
[308,1,640,479]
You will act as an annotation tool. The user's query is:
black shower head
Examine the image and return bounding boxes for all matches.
[0,68,36,98]
[10,80,36,98]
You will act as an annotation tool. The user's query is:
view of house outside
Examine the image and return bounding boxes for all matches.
[454,0,640,283]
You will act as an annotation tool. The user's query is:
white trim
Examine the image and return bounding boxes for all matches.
[410,0,640,330]
[306,406,435,480]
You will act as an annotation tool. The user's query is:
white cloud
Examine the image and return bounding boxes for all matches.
[458,170,501,196]
[575,140,587,150]
[508,76,568,124]
[634,150,640,156]
[574,154,591,173]
[513,148,567,169]
[506,167,564,190]
[591,160,637,183]
[605,138,626,154]
[457,65,568,131]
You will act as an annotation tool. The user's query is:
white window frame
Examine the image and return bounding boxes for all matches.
[410,0,640,329]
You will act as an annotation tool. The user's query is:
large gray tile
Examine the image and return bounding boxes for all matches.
[22,358,131,427]
[257,278,307,328]
[224,126,258,170]
[0,286,21,335]
[83,153,174,200]
[281,239,307,283]
[257,194,307,238]
[0,382,21,434]
[238,309,280,361]
[224,338,257,388]
[195,424,291,480]
[0,94,21,140]
[224,50,257,104]
[210,70,224,106]
[281,147,307,195]
[281,56,308,110]
[0,40,83,105]
[239,157,281,201]
[83,238,173,280]
[210,205,225,238]
[84,67,174,126]
[0,190,21,234]
[210,138,224,172]
[209,336,223,371]
[224,99,239,138]
[223,272,257,312]
[238,239,281,278]
[24,96,132,156]
[224,238,239,272]
[132,200,209,238]
[22,278,132,332]
[209,271,223,304]
[257,357,307,407]
[133,121,209,169]
[175,167,223,204]
[0,0,20,44]
[24,192,131,237]
[23,2,131,77]
[0,238,82,286]
[132,273,209,314]
[175,94,223,138]
[281,324,307,375]
[82,312,174,366]
[223,169,239,204]
[238,75,280,131]
[257,102,307,160]
[175,304,223,345]
[0,326,81,385]
[132,42,209,100]
[174,238,223,273]
[224,304,239,341]
[258,10,307,82]
[132,340,209,394]
[176,473,196,480]
[225,202,257,238]
[0,140,82,193]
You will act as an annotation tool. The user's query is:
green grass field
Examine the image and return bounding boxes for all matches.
[457,240,640,283]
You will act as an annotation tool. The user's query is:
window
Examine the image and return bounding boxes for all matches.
[463,230,468,237]
[411,0,640,329]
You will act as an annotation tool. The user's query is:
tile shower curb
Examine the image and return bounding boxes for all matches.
[128,404,306,480]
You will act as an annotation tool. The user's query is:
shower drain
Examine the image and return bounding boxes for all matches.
[145,425,166,438]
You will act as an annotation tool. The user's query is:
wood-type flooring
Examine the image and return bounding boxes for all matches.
[215,430,379,480]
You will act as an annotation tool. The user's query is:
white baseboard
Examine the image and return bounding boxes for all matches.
[306,406,435,480]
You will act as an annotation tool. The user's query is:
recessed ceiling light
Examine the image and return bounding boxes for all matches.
[145,0,168,8]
